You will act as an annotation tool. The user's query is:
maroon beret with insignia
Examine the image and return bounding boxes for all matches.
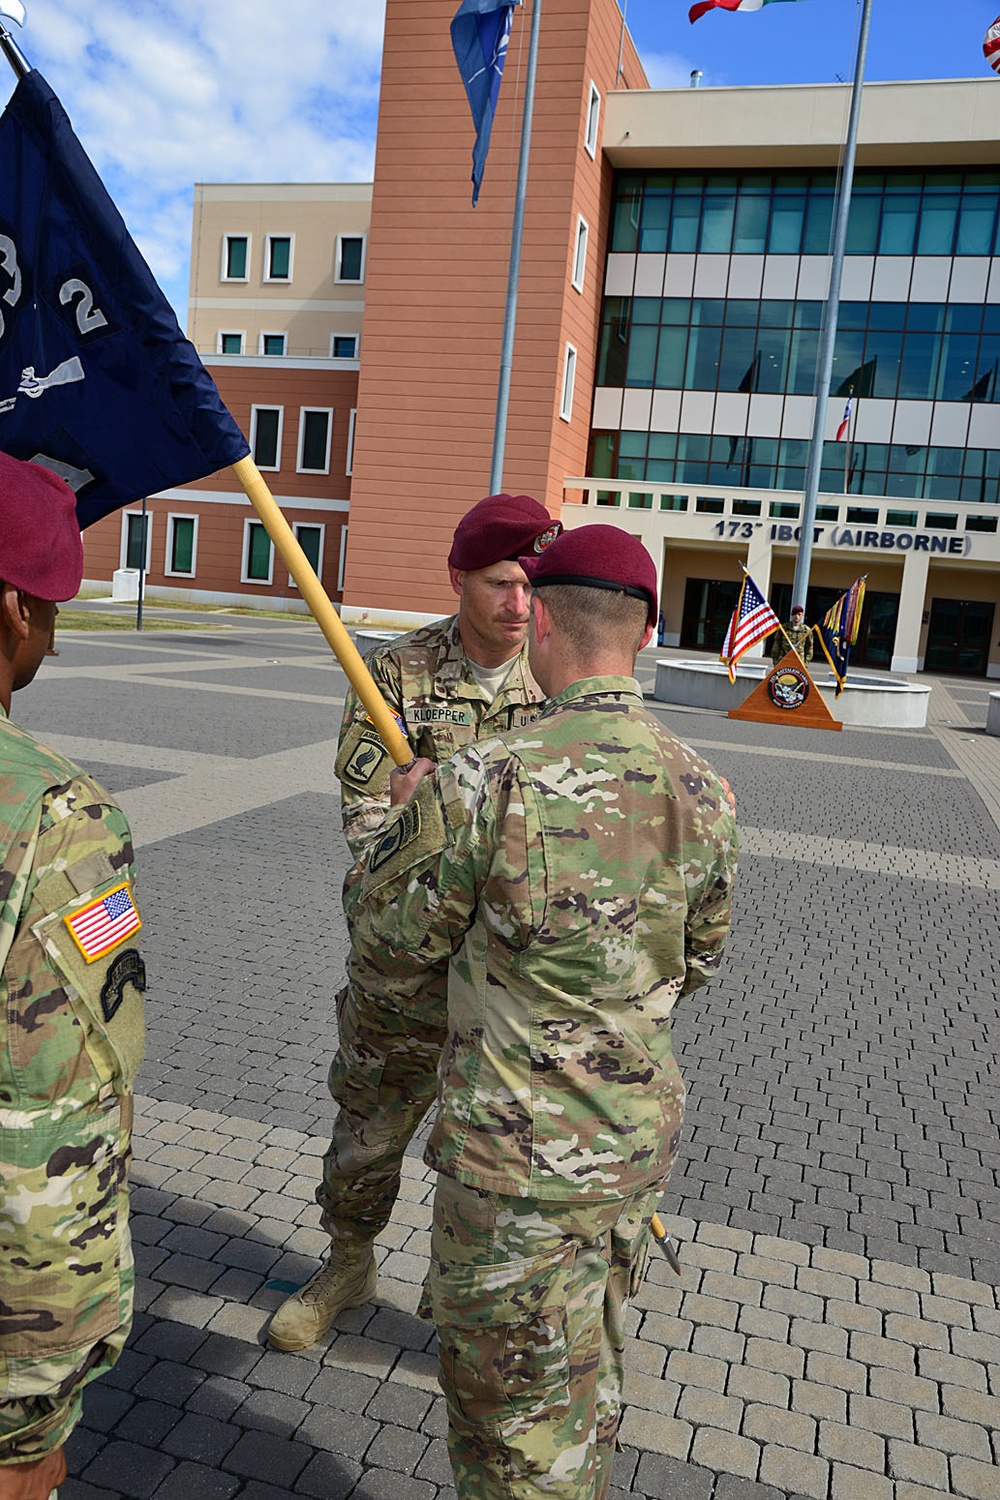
[0,451,83,602]
[448,493,561,572]
[520,524,658,625]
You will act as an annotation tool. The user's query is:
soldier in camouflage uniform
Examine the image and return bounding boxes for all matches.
[348,525,738,1499]
[0,455,145,1500]
[268,492,561,1352]
[770,604,814,664]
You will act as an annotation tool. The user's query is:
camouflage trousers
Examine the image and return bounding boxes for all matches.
[319,985,444,1246]
[425,1174,667,1500]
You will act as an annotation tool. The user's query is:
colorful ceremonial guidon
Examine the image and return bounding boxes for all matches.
[836,388,853,442]
[690,0,805,25]
[984,14,1000,73]
[720,572,781,682]
[451,0,519,205]
[815,577,867,696]
[64,882,142,962]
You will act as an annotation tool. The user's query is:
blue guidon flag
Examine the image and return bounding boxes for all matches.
[0,69,249,529]
[451,0,520,206]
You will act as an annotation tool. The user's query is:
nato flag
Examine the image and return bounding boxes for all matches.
[451,0,518,206]
[0,70,249,529]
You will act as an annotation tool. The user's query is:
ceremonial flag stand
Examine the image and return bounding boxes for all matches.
[728,648,842,731]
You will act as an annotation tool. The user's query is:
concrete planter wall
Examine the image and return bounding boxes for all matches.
[653,660,931,729]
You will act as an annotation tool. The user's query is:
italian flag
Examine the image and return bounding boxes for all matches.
[690,0,805,24]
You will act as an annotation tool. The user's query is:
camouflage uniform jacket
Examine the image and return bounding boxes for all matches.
[0,712,145,1462]
[770,621,814,663]
[335,614,544,860]
[349,676,738,1202]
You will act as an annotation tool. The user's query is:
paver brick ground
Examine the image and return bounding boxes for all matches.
[15,620,1000,1498]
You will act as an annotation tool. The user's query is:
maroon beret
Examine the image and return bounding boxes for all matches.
[520,524,658,625]
[0,451,84,602]
[448,493,561,572]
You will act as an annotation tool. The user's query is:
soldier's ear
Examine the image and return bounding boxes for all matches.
[0,582,31,642]
[448,565,464,600]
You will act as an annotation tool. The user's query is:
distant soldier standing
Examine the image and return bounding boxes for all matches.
[770,602,814,664]
[348,526,738,1498]
[267,492,560,1352]
[0,455,145,1500]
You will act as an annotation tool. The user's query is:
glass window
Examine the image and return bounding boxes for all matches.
[266,236,291,280]
[125,512,149,571]
[299,409,332,472]
[252,407,281,470]
[610,178,641,252]
[560,343,577,420]
[802,190,834,253]
[886,510,918,527]
[685,322,722,389]
[654,326,687,389]
[294,524,323,575]
[669,190,701,252]
[337,235,365,283]
[169,517,195,574]
[332,335,358,358]
[917,191,959,255]
[261,333,285,356]
[588,433,618,478]
[815,505,839,521]
[585,82,601,158]
[700,188,736,252]
[244,521,272,583]
[626,325,657,387]
[572,216,589,290]
[846,192,881,254]
[924,512,958,529]
[956,193,997,255]
[675,434,711,485]
[878,195,919,255]
[768,194,805,253]
[937,334,980,401]
[733,192,769,253]
[896,332,939,401]
[719,327,758,391]
[639,192,670,254]
[696,497,724,513]
[732,499,762,515]
[219,332,243,354]
[224,234,248,280]
[966,514,998,532]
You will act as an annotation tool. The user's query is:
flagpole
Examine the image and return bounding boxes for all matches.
[791,0,874,611]
[231,456,413,767]
[0,17,28,79]
[489,0,542,493]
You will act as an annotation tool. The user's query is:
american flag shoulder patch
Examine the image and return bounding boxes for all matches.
[63,881,142,962]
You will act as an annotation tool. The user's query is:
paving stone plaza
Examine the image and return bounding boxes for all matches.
[16,611,1000,1500]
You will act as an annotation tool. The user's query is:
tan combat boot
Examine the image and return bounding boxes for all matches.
[267,1245,377,1352]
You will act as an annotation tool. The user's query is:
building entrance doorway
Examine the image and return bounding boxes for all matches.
[771,584,899,668]
[680,578,741,652]
[924,598,995,676]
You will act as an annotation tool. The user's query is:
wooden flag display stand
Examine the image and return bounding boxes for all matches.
[729,650,842,731]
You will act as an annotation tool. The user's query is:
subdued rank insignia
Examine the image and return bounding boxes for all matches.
[369,801,422,873]
[344,729,389,787]
[100,947,146,1021]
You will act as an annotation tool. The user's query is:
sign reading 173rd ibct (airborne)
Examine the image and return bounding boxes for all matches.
[712,520,973,557]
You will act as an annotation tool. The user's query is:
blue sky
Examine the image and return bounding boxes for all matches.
[1,1,995,329]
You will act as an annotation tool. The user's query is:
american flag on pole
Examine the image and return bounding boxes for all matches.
[64,882,141,961]
[836,387,853,441]
[720,572,781,681]
[984,14,1000,73]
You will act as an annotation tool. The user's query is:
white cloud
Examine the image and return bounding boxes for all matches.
[641,50,707,90]
[3,0,386,320]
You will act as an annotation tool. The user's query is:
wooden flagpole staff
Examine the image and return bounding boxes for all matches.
[232,456,413,768]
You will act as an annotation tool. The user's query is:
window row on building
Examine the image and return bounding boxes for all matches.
[121,511,342,588]
[612,169,1000,259]
[221,231,367,285]
[597,295,1000,403]
[247,404,356,477]
[589,429,1000,505]
[217,331,359,359]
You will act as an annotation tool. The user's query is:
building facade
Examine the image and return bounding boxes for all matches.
[82,184,370,607]
[78,2,1000,674]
